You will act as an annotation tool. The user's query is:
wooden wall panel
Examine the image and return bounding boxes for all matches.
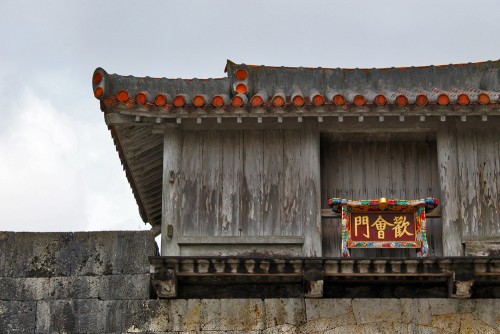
[175,129,318,248]
[218,131,242,236]
[179,131,202,236]
[263,130,284,236]
[199,131,221,236]
[320,134,441,257]
[282,130,302,236]
[241,130,264,236]
[301,120,322,256]
[458,129,500,240]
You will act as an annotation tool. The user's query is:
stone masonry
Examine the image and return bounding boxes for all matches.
[0,231,498,333]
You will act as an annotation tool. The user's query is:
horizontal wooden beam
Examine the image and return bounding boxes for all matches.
[177,236,305,245]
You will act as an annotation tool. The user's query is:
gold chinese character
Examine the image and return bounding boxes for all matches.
[392,216,413,238]
[354,216,370,238]
[371,215,394,239]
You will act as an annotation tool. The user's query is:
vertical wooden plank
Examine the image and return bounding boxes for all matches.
[335,139,351,199]
[390,141,406,199]
[283,130,302,236]
[219,131,241,236]
[429,141,443,257]
[161,129,182,256]
[199,131,221,236]
[458,129,480,238]
[300,119,322,256]
[457,130,469,237]
[263,130,283,236]
[495,130,500,236]
[351,141,367,199]
[378,141,391,198]
[322,217,342,257]
[437,125,463,256]
[368,141,381,199]
[241,130,263,236]
[404,142,419,200]
[477,129,500,237]
[416,140,434,255]
[179,131,202,236]
[320,134,332,209]
[320,134,340,257]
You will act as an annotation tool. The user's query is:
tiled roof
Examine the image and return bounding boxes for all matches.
[92,59,500,230]
[93,60,500,113]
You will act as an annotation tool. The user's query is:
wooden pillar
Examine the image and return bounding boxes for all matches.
[436,124,464,256]
[161,129,182,256]
[301,119,322,257]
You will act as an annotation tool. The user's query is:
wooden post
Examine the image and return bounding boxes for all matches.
[436,123,464,256]
[301,119,322,256]
[161,129,182,256]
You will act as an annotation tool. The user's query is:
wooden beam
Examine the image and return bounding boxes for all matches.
[161,129,182,256]
[437,123,464,256]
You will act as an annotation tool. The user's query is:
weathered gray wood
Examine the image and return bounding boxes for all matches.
[301,120,322,256]
[428,141,443,257]
[464,242,500,256]
[478,130,500,237]
[179,132,202,236]
[458,129,479,237]
[378,141,391,197]
[322,218,342,257]
[161,130,182,256]
[390,141,405,198]
[219,131,241,236]
[241,130,264,236]
[370,141,381,198]
[436,125,462,256]
[458,128,500,240]
[320,134,441,258]
[283,130,302,236]
[352,142,367,199]
[177,236,304,244]
[263,130,283,236]
[199,132,221,236]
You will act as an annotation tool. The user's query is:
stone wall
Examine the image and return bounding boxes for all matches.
[0,231,498,333]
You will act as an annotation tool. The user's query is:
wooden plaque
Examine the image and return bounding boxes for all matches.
[328,197,438,257]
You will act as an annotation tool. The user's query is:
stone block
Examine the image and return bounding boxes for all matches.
[200,299,265,331]
[0,232,15,277]
[459,313,497,334]
[36,299,100,333]
[324,324,365,334]
[71,231,157,276]
[0,277,49,301]
[49,276,100,299]
[263,324,300,334]
[98,300,169,333]
[99,274,150,300]
[407,323,450,334]
[0,301,37,333]
[305,298,353,320]
[13,232,73,277]
[300,312,357,333]
[264,298,306,328]
[352,299,402,324]
[168,299,202,332]
[473,299,500,330]
[138,300,171,332]
[431,314,460,333]
[363,322,408,334]
[401,299,432,326]
[98,300,128,333]
[428,299,475,315]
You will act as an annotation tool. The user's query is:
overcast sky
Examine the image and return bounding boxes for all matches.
[1,0,499,233]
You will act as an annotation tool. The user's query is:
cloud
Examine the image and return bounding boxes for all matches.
[0,88,145,232]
